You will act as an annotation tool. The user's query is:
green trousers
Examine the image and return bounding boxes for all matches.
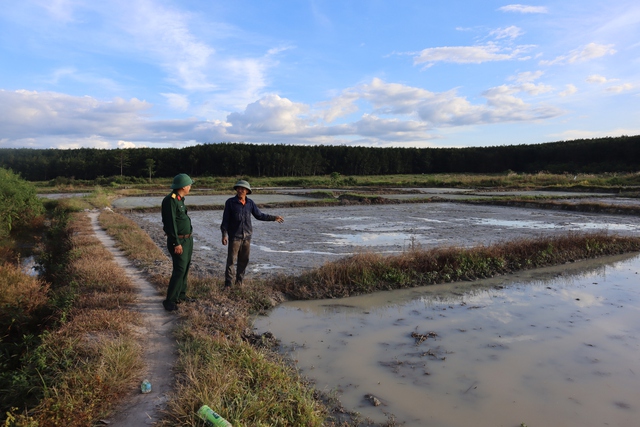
[165,236,193,304]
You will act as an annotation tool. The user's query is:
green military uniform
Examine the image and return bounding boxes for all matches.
[161,174,194,310]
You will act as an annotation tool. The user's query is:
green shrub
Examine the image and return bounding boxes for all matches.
[0,168,44,237]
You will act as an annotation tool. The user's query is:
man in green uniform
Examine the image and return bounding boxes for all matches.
[161,173,194,311]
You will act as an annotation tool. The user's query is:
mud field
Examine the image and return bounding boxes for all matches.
[126,201,640,281]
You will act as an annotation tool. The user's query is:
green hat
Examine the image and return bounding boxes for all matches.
[233,179,252,194]
[171,173,194,189]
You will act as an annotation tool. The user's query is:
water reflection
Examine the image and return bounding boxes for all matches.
[475,217,640,232]
[253,254,640,427]
[20,255,39,276]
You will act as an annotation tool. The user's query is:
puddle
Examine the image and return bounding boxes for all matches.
[474,218,640,231]
[321,232,430,247]
[20,255,39,276]
[254,245,341,256]
[254,253,640,426]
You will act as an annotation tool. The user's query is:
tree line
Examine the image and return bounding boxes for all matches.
[1,135,639,181]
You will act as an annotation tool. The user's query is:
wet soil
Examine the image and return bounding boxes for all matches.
[125,201,640,283]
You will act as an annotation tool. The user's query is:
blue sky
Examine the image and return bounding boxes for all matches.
[0,1,638,149]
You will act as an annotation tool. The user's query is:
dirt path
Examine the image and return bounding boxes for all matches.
[88,211,177,426]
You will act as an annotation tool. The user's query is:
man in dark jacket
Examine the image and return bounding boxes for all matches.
[161,173,194,311]
[220,179,283,288]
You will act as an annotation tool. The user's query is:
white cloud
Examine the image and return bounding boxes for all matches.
[45,67,123,93]
[349,78,562,127]
[227,94,310,134]
[606,83,634,93]
[0,90,148,138]
[559,84,578,97]
[352,114,433,141]
[106,0,280,110]
[414,43,532,67]
[490,26,524,40]
[162,93,190,111]
[117,140,137,148]
[510,71,544,83]
[318,91,360,123]
[498,4,548,14]
[119,0,216,92]
[518,82,553,95]
[586,74,609,84]
[37,0,76,22]
[0,89,227,148]
[540,43,616,66]
[0,77,567,149]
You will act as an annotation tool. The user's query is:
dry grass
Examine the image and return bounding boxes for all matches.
[162,332,325,427]
[271,232,640,299]
[20,333,143,427]
[99,209,167,269]
[0,264,50,314]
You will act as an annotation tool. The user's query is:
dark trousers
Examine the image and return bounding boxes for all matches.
[225,238,250,286]
[165,237,193,304]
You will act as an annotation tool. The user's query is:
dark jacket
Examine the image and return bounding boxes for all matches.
[161,191,193,247]
[220,196,276,240]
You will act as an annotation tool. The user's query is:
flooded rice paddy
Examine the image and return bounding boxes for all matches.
[127,201,640,279]
[122,193,640,426]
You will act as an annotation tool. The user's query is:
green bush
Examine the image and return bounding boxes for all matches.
[0,168,44,237]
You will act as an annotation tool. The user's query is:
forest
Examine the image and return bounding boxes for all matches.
[1,135,639,181]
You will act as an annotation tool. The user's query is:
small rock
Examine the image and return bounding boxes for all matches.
[365,394,382,406]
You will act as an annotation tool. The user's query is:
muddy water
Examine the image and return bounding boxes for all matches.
[253,254,640,427]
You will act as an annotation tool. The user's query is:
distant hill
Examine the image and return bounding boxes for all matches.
[1,135,639,180]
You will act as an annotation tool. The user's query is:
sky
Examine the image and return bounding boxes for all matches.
[0,1,639,150]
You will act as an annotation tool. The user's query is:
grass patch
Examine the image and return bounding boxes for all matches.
[271,232,640,299]
[161,330,325,427]
[99,210,167,269]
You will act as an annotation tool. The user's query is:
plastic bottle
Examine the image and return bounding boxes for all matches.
[140,379,152,394]
[197,405,232,427]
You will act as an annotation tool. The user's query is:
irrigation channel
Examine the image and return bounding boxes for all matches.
[119,189,640,426]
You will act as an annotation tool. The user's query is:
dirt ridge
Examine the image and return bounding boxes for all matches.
[88,211,177,426]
